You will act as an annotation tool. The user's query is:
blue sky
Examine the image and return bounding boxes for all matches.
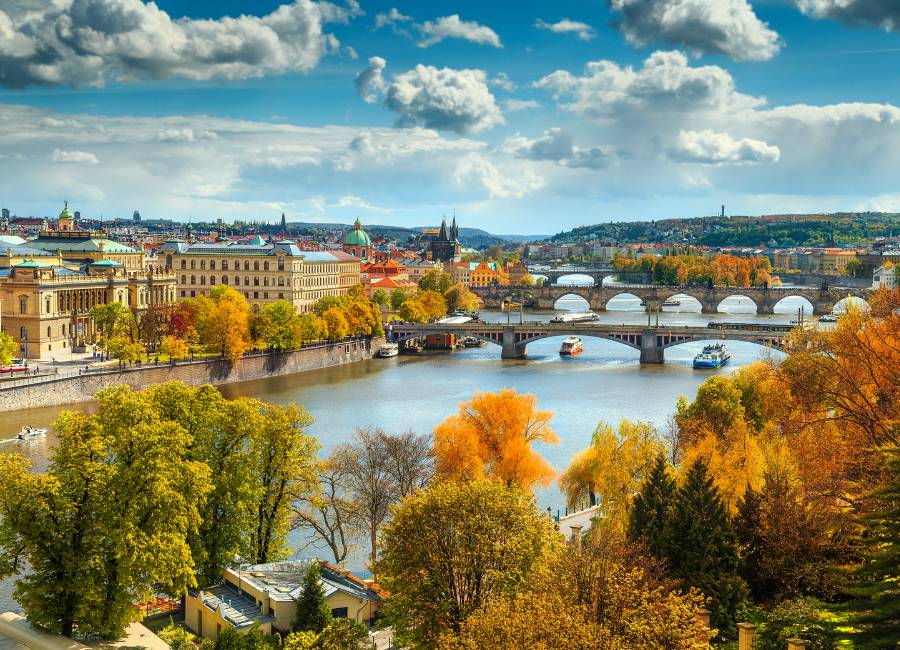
[1,0,899,233]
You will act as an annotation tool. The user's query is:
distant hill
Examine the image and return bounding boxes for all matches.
[277,221,547,248]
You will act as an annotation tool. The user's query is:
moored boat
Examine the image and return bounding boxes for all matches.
[693,344,731,368]
[377,343,399,358]
[550,311,599,324]
[559,336,584,357]
[17,426,47,441]
[663,297,681,307]
[462,336,485,348]
[818,314,837,322]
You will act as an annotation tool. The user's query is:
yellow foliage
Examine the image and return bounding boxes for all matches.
[433,389,558,491]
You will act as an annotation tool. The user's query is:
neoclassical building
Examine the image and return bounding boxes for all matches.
[342,219,373,260]
[0,205,176,359]
[160,238,361,312]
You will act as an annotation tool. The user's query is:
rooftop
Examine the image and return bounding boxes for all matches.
[228,560,382,604]
[196,584,273,629]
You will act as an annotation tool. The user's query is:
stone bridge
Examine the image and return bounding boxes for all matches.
[474,283,872,315]
[388,322,796,364]
[526,266,617,285]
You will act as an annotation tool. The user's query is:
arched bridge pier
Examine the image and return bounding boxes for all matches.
[388,323,794,364]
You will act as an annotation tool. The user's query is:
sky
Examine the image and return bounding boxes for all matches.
[1,0,900,233]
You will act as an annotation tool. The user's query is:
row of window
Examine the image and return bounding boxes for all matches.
[180,275,289,287]
[180,289,286,301]
[178,258,286,272]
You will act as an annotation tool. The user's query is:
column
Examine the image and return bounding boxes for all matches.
[787,640,808,650]
[500,328,526,359]
[639,330,664,364]
[737,623,756,650]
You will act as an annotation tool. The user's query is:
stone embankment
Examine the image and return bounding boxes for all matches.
[0,337,383,412]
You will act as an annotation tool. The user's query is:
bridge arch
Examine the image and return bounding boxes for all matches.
[554,273,596,287]
[511,330,644,351]
[662,292,703,312]
[605,291,645,311]
[553,292,593,310]
[834,295,870,313]
[716,294,758,314]
[772,294,815,315]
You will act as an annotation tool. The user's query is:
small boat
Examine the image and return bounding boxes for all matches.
[377,343,399,358]
[693,344,731,368]
[17,425,47,441]
[663,297,681,307]
[560,337,584,357]
[550,311,599,324]
[462,336,485,348]
[818,314,837,323]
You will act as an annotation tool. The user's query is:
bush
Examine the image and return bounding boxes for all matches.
[157,619,197,650]
[317,618,368,650]
[756,599,839,650]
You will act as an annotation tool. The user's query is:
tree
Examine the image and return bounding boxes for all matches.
[417,290,448,320]
[200,286,252,362]
[390,287,411,310]
[372,288,389,306]
[298,313,324,342]
[292,562,332,633]
[433,389,559,491]
[559,420,662,533]
[443,283,478,313]
[90,301,131,343]
[418,268,452,293]
[378,480,556,647]
[756,598,839,650]
[118,340,146,363]
[322,307,349,341]
[159,334,189,360]
[628,454,677,558]
[248,403,319,564]
[292,451,359,566]
[316,618,368,649]
[381,430,433,497]
[663,459,747,635]
[0,332,17,365]
[0,386,211,638]
[260,299,303,350]
[398,298,428,323]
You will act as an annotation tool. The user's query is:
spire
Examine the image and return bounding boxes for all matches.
[281,213,287,239]
[450,211,457,240]
[439,216,447,240]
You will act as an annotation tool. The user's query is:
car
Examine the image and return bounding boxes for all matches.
[0,359,28,374]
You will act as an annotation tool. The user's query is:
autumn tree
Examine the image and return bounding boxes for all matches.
[433,389,558,491]
[322,307,349,341]
[398,298,429,323]
[559,420,663,533]
[90,301,132,343]
[443,283,478,312]
[259,299,303,350]
[417,290,448,320]
[0,332,16,365]
[159,334,189,360]
[378,480,556,647]
[372,288,389,306]
[0,386,211,638]
[200,286,252,362]
[418,268,452,293]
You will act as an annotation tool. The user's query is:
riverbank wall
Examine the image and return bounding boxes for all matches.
[0,337,383,412]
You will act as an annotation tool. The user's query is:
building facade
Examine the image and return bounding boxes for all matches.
[160,239,361,312]
[342,219,373,260]
[425,217,461,264]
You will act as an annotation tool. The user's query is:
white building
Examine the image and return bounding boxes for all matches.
[872,264,896,289]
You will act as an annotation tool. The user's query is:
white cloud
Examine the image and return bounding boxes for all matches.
[454,154,544,199]
[795,0,900,31]
[157,128,217,143]
[335,194,394,213]
[535,18,596,41]
[668,129,780,164]
[503,99,540,112]
[490,73,516,91]
[358,59,504,135]
[503,128,612,169]
[418,14,502,48]
[0,0,360,88]
[374,9,501,48]
[51,149,99,164]
[609,0,781,61]
[534,50,764,122]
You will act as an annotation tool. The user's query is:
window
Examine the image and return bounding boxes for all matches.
[263,277,269,286]
[263,261,269,271]
[19,297,27,314]
[245,276,250,286]
[200,276,206,285]
[47,326,51,337]
[20,326,26,340]
[222,260,229,270]
[180,290,186,297]
[254,276,259,286]
[278,277,284,286]
[45,297,51,313]
[181,274,186,284]
[253,261,259,271]
[200,260,206,270]
[222,276,228,284]
[210,260,216,270]
[264,292,268,299]
[234,276,240,286]
[180,260,186,269]
[244,261,250,271]
[210,276,216,285]
[254,292,259,299]
[331,608,348,619]
[190,275,196,285]
[191,290,195,297]
[190,260,195,269]
[278,293,284,299]
[278,257,285,271]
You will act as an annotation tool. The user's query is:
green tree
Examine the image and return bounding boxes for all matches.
[756,598,838,650]
[0,332,17,365]
[214,627,248,650]
[0,385,211,638]
[372,288,389,306]
[628,454,676,558]
[90,301,131,343]
[260,299,303,350]
[390,287,410,310]
[378,480,556,647]
[292,562,332,633]
[298,313,324,342]
[248,403,319,564]
[317,618,368,649]
[418,269,452,293]
[664,460,747,636]
[313,295,344,316]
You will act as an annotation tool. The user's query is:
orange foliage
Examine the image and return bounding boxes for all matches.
[433,389,559,491]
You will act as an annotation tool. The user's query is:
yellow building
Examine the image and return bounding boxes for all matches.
[160,239,361,313]
[468,261,507,287]
[185,561,383,641]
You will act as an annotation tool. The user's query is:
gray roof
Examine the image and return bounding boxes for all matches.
[162,240,338,261]
[27,236,138,254]
[235,560,381,604]
[196,584,274,629]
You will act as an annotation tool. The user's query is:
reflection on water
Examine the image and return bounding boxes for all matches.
[0,293,806,609]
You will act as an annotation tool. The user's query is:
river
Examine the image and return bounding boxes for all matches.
[0,284,827,616]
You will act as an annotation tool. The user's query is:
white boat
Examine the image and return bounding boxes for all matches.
[818,314,837,322]
[462,336,485,348]
[693,344,731,368]
[560,337,584,357]
[663,297,681,307]
[377,343,399,358]
[550,311,599,324]
[17,425,47,441]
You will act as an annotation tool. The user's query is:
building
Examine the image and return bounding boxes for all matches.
[0,204,176,359]
[160,238,360,312]
[342,219,373,260]
[425,217,461,264]
[505,260,529,285]
[468,261,507,288]
[873,264,896,289]
[403,258,444,286]
[185,561,383,641]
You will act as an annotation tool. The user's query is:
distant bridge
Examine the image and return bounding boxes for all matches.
[474,283,872,315]
[526,265,618,285]
[388,322,797,364]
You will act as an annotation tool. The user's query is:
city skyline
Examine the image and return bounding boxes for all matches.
[2,0,900,230]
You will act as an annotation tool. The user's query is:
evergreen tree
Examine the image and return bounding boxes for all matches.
[664,460,748,637]
[733,485,766,598]
[292,562,332,633]
[628,454,676,556]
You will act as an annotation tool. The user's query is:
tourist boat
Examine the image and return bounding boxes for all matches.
[559,337,584,357]
[17,425,47,441]
[462,336,485,348]
[550,311,599,324]
[377,343,399,358]
[818,314,837,323]
[692,344,731,368]
[663,297,681,307]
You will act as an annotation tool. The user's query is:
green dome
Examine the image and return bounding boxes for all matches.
[344,220,371,247]
[59,203,74,220]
